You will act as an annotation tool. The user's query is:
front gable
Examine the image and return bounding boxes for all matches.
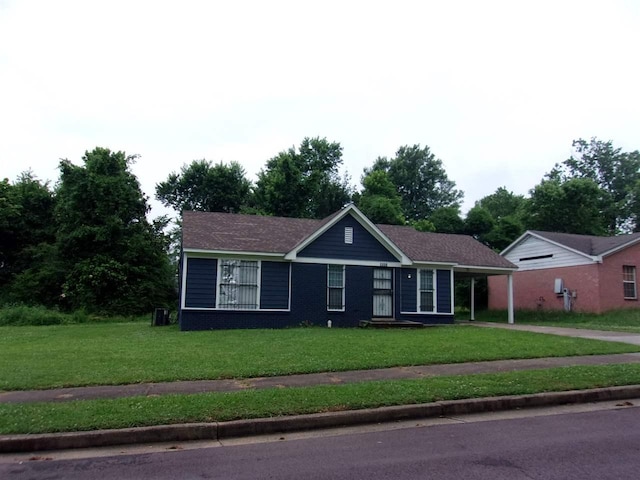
[297,214,400,263]
[285,204,410,265]
[503,233,595,271]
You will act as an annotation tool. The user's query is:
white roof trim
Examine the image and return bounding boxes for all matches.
[454,264,518,275]
[500,231,597,262]
[284,204,412,265]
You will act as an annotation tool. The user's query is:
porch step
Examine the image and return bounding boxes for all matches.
[359,318,425,328]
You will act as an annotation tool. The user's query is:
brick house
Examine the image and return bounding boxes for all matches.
[488,230,640,313]
[179,204,516,330]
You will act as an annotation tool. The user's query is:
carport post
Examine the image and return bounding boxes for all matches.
[470,277,475,321]
[507,273,514,324]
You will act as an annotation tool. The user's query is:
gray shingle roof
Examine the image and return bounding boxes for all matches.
[530,230,640,257]
[183,210,516,269]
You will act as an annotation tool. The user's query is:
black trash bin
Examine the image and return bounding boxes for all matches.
[153,308,169,326]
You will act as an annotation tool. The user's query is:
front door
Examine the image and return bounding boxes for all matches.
[373,268,393,317]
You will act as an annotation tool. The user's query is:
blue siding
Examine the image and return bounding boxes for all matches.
[437,269,452,313]
[260,261,290,310]
[400,268,417,312]
[179,260,455,330]
[184,258,217,308]
[299,215,398,262]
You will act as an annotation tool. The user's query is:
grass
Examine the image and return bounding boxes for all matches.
[1,323,639,391]
[477,309,640,333]
[2,364,640,435]
[0,305,150,326]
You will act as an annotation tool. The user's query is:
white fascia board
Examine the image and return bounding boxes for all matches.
[454,265,519,275]
[284,204,412,265]
[410,261,457,268]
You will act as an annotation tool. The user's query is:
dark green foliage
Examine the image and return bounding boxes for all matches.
[525,177,608,235]
[357,170,405,224]
[464,206,495,239]
[367,145,463,221]
[468,187,526,251]
[55,148,176,314]
[429,206,465,234]
[549,138,640,233]
[253,137,353,218]
[155,160,252,213]
[0,172,57,304]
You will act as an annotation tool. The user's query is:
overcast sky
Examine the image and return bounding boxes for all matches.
[1,0,639,218]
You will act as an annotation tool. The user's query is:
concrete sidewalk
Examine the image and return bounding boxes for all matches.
[2,353,640,404]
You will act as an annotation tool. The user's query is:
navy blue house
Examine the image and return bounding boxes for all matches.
[179,205,516,330]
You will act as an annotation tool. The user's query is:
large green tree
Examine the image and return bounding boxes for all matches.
[156,160,252,213]
[550,138,640,233]
[253,137,353,218]
[525,177,608,235]
[56,148,175,313]
[357,170,405,224]
[0,172,59,305]
[468,187,527,251]
[366,145,463,222]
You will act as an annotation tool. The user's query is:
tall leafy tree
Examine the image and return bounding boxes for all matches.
[470,187,526,251]
[550,138,640,233]
[476,186,527,221]
[253,137,352,218]
[156,160,252,213]
[56,148,175,313]
[357,170,405,224]
[366,145,463,221]
[0,172,58,304]
[525,177,608,235]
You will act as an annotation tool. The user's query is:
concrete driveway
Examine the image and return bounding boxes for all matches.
[471,322,640,346]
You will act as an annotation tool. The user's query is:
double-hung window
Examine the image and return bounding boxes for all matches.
[327,264,345,311]
[623,265,637,300]
[419,269,435,312]
[218,260,259,309]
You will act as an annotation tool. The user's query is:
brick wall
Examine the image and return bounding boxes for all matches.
[489,243,640,313]
[488,264,602,312]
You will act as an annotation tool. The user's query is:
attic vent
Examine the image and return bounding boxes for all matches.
[344,227,353,244]
[519,254,553,262]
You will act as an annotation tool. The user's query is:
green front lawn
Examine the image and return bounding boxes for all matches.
[1,323,639,391]
[2,364,639,435]
[477,309,640,333]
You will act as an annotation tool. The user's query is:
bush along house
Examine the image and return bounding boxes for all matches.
[179,204,517,330]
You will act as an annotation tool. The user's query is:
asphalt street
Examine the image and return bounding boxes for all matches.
[2,402,639,479]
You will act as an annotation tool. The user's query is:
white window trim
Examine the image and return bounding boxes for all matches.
[327,264,346,312]
[216,259,262,310]
[623,265,637,300]
[417,268,437,313]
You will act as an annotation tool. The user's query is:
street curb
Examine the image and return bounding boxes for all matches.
[2,385,639,453]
